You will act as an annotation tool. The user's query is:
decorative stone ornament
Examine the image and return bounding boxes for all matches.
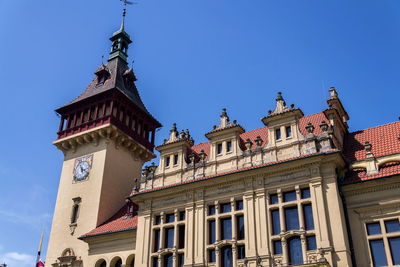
[244,138,253,151]
[254,136,263,147]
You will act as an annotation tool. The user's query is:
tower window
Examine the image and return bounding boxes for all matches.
[71,204,79,224]
[217,143,223,155]
[275,128,281,140]
[226,141,232,152]
[173,154,179,165]
[165,156,170,167]
[286,126,292,138]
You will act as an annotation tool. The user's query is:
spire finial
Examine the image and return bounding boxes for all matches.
[119,0,135,31]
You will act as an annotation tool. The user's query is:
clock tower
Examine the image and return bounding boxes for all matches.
[45,14,161,267]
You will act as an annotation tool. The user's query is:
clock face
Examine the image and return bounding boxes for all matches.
[73,155,93,181]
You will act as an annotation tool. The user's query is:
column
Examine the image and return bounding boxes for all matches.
[184,204,195,265]
[255,190,270,257]
[135,211,152,267]
[194,199,205,264]
[244,193,257,257]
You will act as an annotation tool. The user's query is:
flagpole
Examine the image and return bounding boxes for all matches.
[36,231,44,266]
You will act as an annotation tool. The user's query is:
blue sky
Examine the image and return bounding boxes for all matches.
[0,0,399,265]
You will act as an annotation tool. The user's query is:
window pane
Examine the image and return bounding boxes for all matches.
[209,220,216,244]
[286,126,292,137]
[271,209,280,235]
[209,250,216,262]
[303,204,314,230]
[237,215,245,240]
[153,257,158,267]
[275,128,281,140]
[307,235,317,250]
[164,228,174,248]
[288,237,303,265]
[236,200,243,210]
[385,219,400,233]
[178,225,185,249]
[154,229,160,252]
[237,245,245,259]
[273,240,282,254]
[227,141,232,152]
[209,205,216,215]
[270,194,279,205]
[285,206,300,230]
[220,203,231,213]
[301,188,311,199]
[165,156,170,167]
[155,215,161,225]
[389,237,400,265]
[179,211,186,221]
[367,222,381,235]
[163,254,173,267]
[174,154,179,165]
[283,191,297,202]
[217,143,223,154]
[369,239,388,267]
[221,218,232,240]
[165,213,175,223]
[221,246,233,267]
[178,254,184,267]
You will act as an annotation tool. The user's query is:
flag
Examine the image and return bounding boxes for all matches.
[36,231,44,267]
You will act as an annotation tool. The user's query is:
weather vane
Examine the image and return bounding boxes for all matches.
[120,0,137,17]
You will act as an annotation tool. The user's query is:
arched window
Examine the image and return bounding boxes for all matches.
[126,254,135,267]
[97,260,106,267]
[220,246,233,267]
[115,258,122,267]
[288,236,303,265]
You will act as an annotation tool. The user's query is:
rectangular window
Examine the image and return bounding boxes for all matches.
[178,254,184,267]
[237,245,245,259]
[283,191,297,202]
[285,206,300,230]
[303,204,315,230]
[369,239,388,267]
[208,205,216,215]
[179,211,186,221]
[237,215,245,240]
[271,209,280,235]
[174,154,179,165]
[236,200,243,210]
[165,213,175,223]
[270,194,279,205]
[367,222,381,235]
[217,143,223,154]
[221,218,232,240]
[165,156,170,167]
[163,254,173,267]
[220,203,231,213]
[275,128,281,140]
[153,229,160,252]
[155,215,161,225]
[208,250,216,262]
[227,141,232,152]
[152,257,158,267]
[209,220,216,244]
[385,219,400,233]
[286,126,292,138]
[273,240,282,254]
[389,237,400,265]
[301,188,311,199]
[178,225,185,249]
[307,235,317,250]
[164,228,174,248]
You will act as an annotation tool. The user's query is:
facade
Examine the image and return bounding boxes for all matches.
[45,16,400,267]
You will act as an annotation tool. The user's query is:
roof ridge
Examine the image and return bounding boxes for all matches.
[349,120,400,135]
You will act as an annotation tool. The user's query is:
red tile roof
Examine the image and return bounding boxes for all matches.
[80,203,138,239]
[341,121,400,184]
[299,112,330,136]
[341,162,400,185]
[343,121,400,162]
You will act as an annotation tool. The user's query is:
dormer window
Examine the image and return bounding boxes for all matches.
[165,156,170,167]
[275,128,282,140]
[173,154,179,165]
[286,126,292,138]
[227,141,232,152]
[217,143,223,155]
